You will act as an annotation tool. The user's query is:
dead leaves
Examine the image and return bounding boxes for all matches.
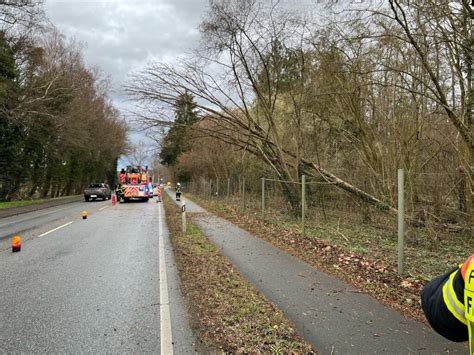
[400,280,413,288]
[163,197,314,353]
[198,198,428,324]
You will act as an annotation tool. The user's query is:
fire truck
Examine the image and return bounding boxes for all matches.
[120,165,152,202]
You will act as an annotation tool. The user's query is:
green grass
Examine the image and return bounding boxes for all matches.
[187,222,204,236]
[0,195,78,209]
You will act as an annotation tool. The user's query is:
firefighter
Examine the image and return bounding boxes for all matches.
[175,182,181,201]
[116,184,125,203]
[421,254,474,353]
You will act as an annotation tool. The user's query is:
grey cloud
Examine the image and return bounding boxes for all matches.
[45,0,208,105]
[45,0,209,164]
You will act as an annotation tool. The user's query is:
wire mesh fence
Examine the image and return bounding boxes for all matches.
[184,171,472,278]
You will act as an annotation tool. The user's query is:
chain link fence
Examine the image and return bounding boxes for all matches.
[184,171,472,278]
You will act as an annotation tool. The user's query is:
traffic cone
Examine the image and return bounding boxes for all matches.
[111,194,117,206]
[82,210,88,220]
[12,235,21,252]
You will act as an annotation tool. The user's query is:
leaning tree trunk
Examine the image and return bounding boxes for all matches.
[300,159,399,216]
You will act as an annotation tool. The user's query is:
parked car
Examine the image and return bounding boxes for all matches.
[84,183,111,202]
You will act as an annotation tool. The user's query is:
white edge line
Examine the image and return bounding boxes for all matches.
[99,205,110,211]
[38,221,73,238]
[159,203,174,354]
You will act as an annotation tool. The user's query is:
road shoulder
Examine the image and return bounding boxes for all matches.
[163,193,314,353]
[159,201,197,354]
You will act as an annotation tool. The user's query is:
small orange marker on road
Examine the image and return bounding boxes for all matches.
[11,235,21,252]
[111,194,116,206]
[82,210,88,220]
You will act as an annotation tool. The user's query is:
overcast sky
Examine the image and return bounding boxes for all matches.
[44,0,209,165]
[45,0,208,108]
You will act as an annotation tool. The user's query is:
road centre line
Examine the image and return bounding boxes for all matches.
[99,205,110,211]
[159,203,174,354]
[38,221,73,238]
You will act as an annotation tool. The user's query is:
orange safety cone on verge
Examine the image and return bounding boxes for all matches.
[111,194,117,206]
[11,235,21,252]
[82,210,88,220]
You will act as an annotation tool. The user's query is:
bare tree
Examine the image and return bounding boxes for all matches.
[127,0,398,213]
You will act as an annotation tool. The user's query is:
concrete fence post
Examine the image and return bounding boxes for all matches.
[261,178,265,221]
[397,169,405,275]
[302,175,306,236]
[242,177,246,210]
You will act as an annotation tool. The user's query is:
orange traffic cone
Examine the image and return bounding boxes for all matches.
[82,210,88,220]
[111,194,117,206]
[12,236,21,252]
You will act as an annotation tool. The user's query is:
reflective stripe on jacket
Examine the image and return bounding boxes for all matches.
[421,266,468,343]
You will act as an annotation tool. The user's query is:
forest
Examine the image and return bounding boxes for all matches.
[0,1,127,201]
[128,0,474,232]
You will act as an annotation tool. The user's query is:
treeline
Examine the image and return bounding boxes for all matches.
[0,1,127,201]
[128,1,474,225]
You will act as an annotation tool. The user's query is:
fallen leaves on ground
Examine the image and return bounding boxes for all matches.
[195,198,427,323]
[163,195,315,353]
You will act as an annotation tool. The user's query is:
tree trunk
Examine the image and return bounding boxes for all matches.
[301,159,399,216]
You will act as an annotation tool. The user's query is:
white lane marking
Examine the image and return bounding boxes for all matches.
[99,205,110,211]
[159,203,174,354]
[38,221,73,238]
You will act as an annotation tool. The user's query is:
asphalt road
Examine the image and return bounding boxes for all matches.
[171,193,466,354]
[0,199,109,251]
[0,198,195,353]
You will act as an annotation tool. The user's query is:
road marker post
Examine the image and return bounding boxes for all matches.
[181,199,187,233]
[82,210,88,220]
[11,235,21,252]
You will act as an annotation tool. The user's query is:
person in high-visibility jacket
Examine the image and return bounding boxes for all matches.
[175,182,181,201]
[116,184,125,202]
[421,254,474,354]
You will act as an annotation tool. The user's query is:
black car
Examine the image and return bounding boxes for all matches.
[84,183,111,202]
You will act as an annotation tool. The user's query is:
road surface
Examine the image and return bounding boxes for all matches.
[0,198,194,353]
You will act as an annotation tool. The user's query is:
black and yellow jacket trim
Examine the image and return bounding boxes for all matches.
[421,266,468,342]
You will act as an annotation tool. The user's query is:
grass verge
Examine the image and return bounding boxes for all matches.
[0,195,77,209]
[163,194,314,353]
